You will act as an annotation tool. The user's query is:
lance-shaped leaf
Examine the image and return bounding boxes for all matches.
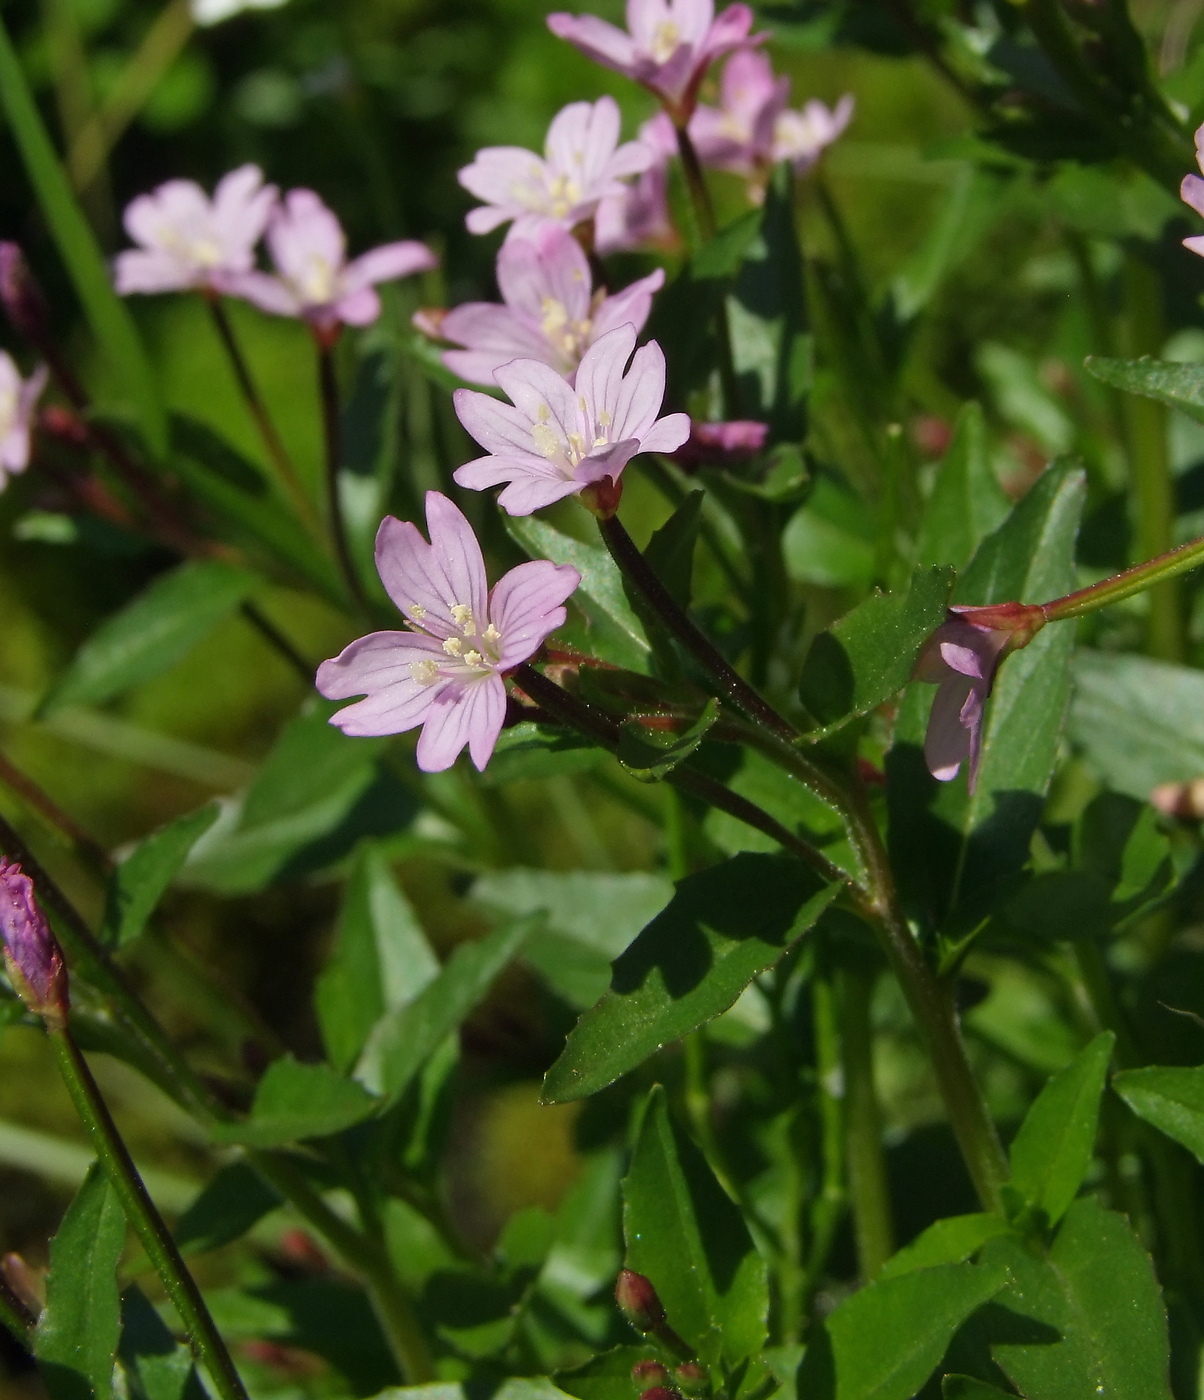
[1113,1065,1204,1162]
[617,701,720,781]
[119,1286,207,1400]
[643,492,703,610]
[878,1214,1010,1282]
[622,1086,768,1368]
[40,562,259,715]
[35,1164,126,1400]
[915,403,1010,572]
[101,805,220,948]
[542,854,840,1102]
[209,1057,378,1148]
[1085,355,1204,427]
[175,1160,282,1254]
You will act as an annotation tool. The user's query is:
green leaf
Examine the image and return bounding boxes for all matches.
[940,1378,1014,1399]
[888,461,1086,937]
[479,722,605,785]
[915,403,1010,572]
[507,516,650,671]
[100,806,220,949]
[209,1057,378,1148]
[982,1197,1172,1400]
[644,492,703,610]
[618,700,720,781]
[542,854,840,1103]
[1068,651,1204,798]
[782,475,876,590]
[1085,355,1204,427]
[555,1346,658,1400]
[800,1262,1007,1400]
[892,170,1009,321]
[356,916,536,1101]
[174,1161,282,1253]
[35,1164,126,1400]
[41,563,258,715]
[622,1086,768,1367]
[316,843,439,1072]
[119,1287,206,1400]
[1113,1065,1204,1162]
[0,17,166,456]
[1008,1032,1113,1227]
[797,566,955,736]
[878,1214,1010,1281]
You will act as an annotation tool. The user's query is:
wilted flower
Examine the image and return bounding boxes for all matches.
[114,165,277,296]
[0,859,67,1025]
[595,114,679,255]
[1182,124,1204,257]
[317,492,580,772]
[229,189,437,335]
[690,52,853,177]
[548,0,760,119]
[458,98,651,237]
[453,324,691,515]
[0,353,48,487]
[913,603,1044,791]
[425,223,664,386]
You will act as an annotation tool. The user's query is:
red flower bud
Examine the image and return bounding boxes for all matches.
[632,1361,671,1389]
[673,1363,708,1396]
[637,1388,681,1400]
[615,1269,666,1332]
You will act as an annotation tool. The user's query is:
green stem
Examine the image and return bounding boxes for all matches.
[240,601,315,685]
[0,747,110,873]
[1042,532,1204,623]
[839,965,895,1277]
[316,338,371,615]
[49,1028,250,1400]
[596,514,797,741]
[0,1271,35,1345]
[803,965,845,1294]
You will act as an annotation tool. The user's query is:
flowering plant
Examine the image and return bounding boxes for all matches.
[3,0,1204,1397]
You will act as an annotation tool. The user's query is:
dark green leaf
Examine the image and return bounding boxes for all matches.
[1008,1031,1113,1226]
[174,1161,282,1254]
[356,916,536,1101]
[542,854,839,1102]
[940,1378,1014,1399]
[618,700,720,781]
[798,566,955,735]
[0,16,165,455]
[915,403,1010,572]
[1113,1065,1204,1162]
[782,476,876,590]
[1085,356,1204,427]
[879,1214,1010,1281]
[983,1197,1172,1400]
[119,1287,205,1400]
[644,492,703,610]
[556,1345,658,1400]
[35,1164,126,1400]
[41,563,258,715]
[316,843,439,1072]
[101,806,220,948]
[209,1056,378,1148]
[480,722,605,785]
[801,1262,1006,1400]
[622,1086,767,1367]
[893,171,1010,321]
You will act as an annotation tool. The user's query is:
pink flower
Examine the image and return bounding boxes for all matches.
[452,324,691,515]
[229,189,437,333]
[595,114,679,254]
[547,0,761,118]
[427,223,664,386]
[0,858,67,1023]
[458,98,652,237]
[671,418,767,469]
[1182,124,1204,257]
[316,493,580,771]
[114,165,277,295]
[690,52,853,176]
[0,352,47,486]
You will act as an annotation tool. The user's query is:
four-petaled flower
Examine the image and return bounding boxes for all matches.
[547,0,761,119]
[317,492,580,772]
[425,222,664,386]
[452,324,691,515]
[1182,123,1204,257]
[229,189,437,334]
[457,98,651,237]
[114,165,277,296]
[0,352,47,489]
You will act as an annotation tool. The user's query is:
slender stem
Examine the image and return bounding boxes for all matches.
[803,964,845,1294]
[316,339,371,615]
[49,1027,250,1400]
[597,514,797,742]
[1042,531,1204,622]
[240,601,315,684]
[839,965,895,1277]
[0,1271,35,1345]
[207,299,318,530]
[0,748,110,872]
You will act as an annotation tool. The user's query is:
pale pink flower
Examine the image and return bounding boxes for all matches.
[595,113,679,254]
[547,0,761,117]
[772,94,855,171]
[458,98,652,237]
[317,493,579,772]
[114,165,277,296]
[453,324,691,515]
[0,352,47,486]
[229,189,437,333]
[1182,124,1204,257]
[426,223,664,386]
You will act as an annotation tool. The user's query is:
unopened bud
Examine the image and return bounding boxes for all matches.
[637,1389,680,1400]
[674,1363,709,1396]
[0,244,51,346]
[615,1269,665,1332]
[0,859,68,1028]
[632,1361,671,1390]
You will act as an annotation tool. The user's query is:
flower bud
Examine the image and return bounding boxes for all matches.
[670,420,768,471]
[637,1389,680,1400]
[615,1269,666,1332]
[632,1361,671,1390]
[580,474,624,520]
[0,244,51,347]
[673,1363,709,1396]
[0,859,68,1027]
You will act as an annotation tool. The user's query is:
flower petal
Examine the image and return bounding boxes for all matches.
[492,355,584,448]
[496,224,592,324]
[317,631,446,737]
[576,323,638,433]
[606,336,665,441]
[114,250,193,294]
[490,559,581,667]
[342,240,437,293]
[590,268,664,341]
[638,411,692,454]
[223,270,301,318]
[547,11,638,74]
[454,387,549,457]
[495,474,585,514]
[415,677,503,771]
[924,673,976,782]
